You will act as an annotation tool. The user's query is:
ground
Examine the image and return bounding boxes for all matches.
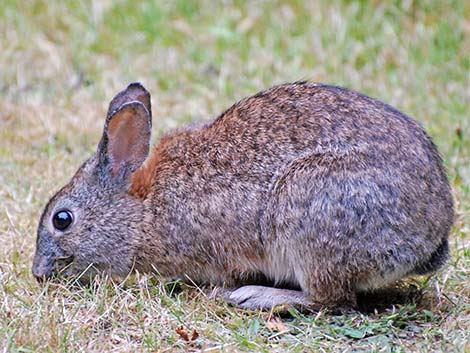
[0,1,469,352]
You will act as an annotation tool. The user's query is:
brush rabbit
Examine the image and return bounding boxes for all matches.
[33,82,454,310]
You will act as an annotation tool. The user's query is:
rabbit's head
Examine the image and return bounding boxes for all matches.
[32,83,152,282]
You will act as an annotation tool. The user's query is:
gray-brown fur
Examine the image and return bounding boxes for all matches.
[33,81,454,310]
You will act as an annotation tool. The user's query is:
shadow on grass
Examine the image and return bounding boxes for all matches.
[356,283,423,314]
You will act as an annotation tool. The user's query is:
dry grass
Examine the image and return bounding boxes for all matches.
[1,1,469,352]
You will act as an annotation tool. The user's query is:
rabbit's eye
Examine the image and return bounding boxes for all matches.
[52,210,73,231]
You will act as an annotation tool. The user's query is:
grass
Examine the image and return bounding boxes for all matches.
[0,0,469,351]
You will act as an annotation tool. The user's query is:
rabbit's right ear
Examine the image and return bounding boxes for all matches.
[95,83,152,187]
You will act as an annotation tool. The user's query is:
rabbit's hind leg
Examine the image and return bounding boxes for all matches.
[261,152,370,309]
[218,285,312,311]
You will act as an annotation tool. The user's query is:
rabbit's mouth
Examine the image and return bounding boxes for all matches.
[55,255,75,275]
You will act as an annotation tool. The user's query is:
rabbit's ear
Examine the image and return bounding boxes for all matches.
[97,100,151,185]
[107,82,152,119]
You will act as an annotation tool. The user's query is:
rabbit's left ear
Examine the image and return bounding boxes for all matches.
[107,82,152,119]
[96,83,152,186]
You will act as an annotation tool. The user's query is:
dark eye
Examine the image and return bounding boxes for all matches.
[52,210,73,231]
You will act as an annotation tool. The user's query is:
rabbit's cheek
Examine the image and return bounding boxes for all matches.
[49,236,74,257]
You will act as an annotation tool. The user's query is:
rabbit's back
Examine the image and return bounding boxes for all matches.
[200,83,448,189]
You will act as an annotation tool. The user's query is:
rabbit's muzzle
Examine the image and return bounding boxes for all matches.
[32,253,75,282]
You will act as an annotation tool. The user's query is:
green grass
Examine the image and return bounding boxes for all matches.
[1,0,469,351]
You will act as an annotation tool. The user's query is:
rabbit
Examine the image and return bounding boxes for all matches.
[32,81,454,310]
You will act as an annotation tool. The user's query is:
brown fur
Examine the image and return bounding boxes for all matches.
[33,81,454,310]
[130,141,167,199]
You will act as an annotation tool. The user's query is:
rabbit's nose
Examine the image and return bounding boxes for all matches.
[32,254,54,282]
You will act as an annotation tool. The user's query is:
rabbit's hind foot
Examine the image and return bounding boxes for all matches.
[217,285,314,311]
